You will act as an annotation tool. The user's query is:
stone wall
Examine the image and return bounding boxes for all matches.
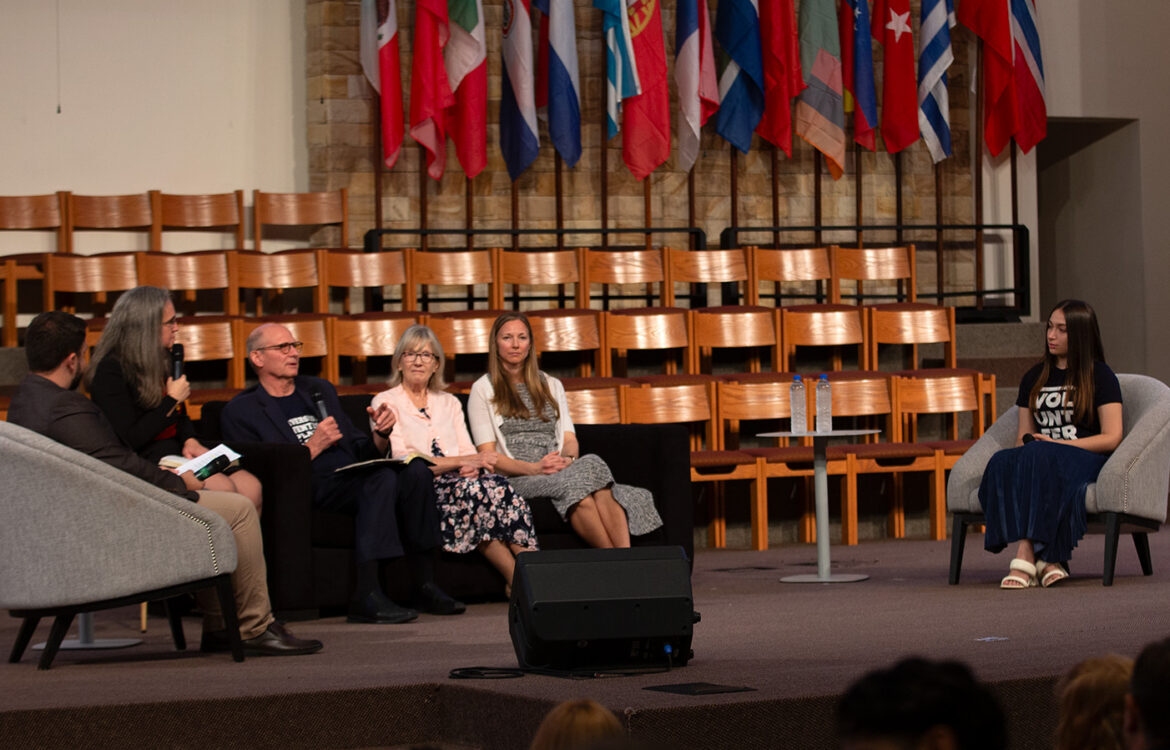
[306,0,976,297]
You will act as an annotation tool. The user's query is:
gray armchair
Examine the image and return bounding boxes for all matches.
[947,373,1170,586]
[0,421,243,668]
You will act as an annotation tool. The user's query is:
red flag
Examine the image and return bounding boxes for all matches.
[958,0,1017,156]
[378,0,404,168]
[450,63,487,178]
[757,0,805,156]
[621,0,670,180]
[871,0,918,153]
[837,0,877,151]
[409,0,454,179]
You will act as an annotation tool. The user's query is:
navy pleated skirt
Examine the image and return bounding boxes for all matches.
[979,441,1108,563]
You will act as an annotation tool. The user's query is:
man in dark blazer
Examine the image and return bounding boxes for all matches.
[8,311,321,657]
[221,323,462,624]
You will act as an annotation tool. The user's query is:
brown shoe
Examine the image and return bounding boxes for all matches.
[201,622,323,656]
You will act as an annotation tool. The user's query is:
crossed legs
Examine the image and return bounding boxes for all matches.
[568,488,630,549]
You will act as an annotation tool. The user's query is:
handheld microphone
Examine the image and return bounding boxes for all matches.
[309,385,329,421]
[171,343,185,381]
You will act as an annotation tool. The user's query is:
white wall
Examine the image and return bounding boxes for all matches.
[0,0,307,252]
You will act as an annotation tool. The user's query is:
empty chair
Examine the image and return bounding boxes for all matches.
[426,310,505,388]
[317,248,408,314]
[0,192,67,346]
[529,308,605,377]
[582,247,668,308]
[240,314,334,382]
[663,247,751,307]
[748,246,835,306]
[406,247,497,312]
[43,253,138,317]
[328,312,419,391]
[560,376,634,425]
[831,244,917,304]
[495,247,585,309]
[67,192,154,253]
[253,189,348,251]
[604,307,691,377]
[176,316,246,419]
[780,304,867,371]
[234,249,320,316]
[149,190,245,251]
[869,303,957,370]
[136,251,238,316]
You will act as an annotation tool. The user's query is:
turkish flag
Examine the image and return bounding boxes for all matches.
[871,0,918,153]
[958,0,1017,156]
[622,0,671,179]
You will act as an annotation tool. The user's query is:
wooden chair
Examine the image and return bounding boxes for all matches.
[779,304,868,371]
[560,376,635,425]
[66,192,154,253]
[495,247,585,309]
[603,307,691,377]
[529,308,605,377]
[748,246,835,306]
[149,190,245,251]
[234,250,320,316]
[405,247,497,312]
[328,312,419,391]
[831,244,917,304]
[136,251,238,316]
[240,314,335,382]
[176,316,245,419]
[43,253,139,316]
[426,309,505,388]
[253,189,348,251]
[869,303,957,370]
[0,192,67,346]
[582,248,668,308]
[895,369,993,541]
[317,248,408,314]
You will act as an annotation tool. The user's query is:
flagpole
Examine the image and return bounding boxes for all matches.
[974,40,985,311]
[854,141,863,248]
[465,177,474,252]
[814,153,823,248]
[1010,142,1020,312]
[771,145,780,249]
[373,93,384,245]
[599,36,609,252]
[895,150,905,300]
[730,147,739,240]
[554,153,565,250]
[687,168,696,251]
[511,178,520,252]
[935,160,945,306]
[419,145,429,253]
[643,178,652,251]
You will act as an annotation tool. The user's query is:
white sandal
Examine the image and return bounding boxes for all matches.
[1000,558,1038,589]
[1036,560,1069,588]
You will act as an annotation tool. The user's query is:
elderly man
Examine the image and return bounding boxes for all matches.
[221,323,462,624]
[8,311,321,657]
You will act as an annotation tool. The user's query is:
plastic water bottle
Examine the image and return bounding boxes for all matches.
[790,375,807,435]
[815,374,833,433]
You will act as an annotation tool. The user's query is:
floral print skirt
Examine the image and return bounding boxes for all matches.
[432,470,538,554]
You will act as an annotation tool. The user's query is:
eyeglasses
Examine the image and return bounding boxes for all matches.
[255,341,304,354]
[402,351,436,363]
[162,315,180,328]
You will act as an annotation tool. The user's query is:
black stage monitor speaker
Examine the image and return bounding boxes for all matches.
[509,546,696,671]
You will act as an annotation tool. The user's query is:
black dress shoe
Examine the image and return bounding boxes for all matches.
[347,591,418,624]
[413,582,466,615]
[201,622,322,656]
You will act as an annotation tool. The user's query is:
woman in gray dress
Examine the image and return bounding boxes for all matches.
[467,312,662,548]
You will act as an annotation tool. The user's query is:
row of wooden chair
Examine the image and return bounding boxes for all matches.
[598,370,997,551]
[0,189,346,254]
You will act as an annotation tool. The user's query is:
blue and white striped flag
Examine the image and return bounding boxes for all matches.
[918,0,956,163]
[535,0,582,166]
[714,0,765,153]
[593,0,641,139]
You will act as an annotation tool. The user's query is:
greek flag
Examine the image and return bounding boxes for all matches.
[917,0,955,163]
[594,0,641,139]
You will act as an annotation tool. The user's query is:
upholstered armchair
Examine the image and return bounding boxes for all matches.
[0,421,242,668]
[947,373,1170,586]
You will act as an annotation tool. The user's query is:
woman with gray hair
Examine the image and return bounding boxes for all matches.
[87,286,262,510]
[371,325,536,591]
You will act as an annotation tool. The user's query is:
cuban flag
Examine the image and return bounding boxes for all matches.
[534,0,582,166]
[675,0,719,172]
[714,0,765,154]
[1010,0,1046,153]
[918,0,955,162]
[594,0,641,139]
[500,0,539,179]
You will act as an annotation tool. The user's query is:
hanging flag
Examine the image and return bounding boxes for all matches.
[795,0,846,178]
[534,0,582,166]
[756,0,804,157]
[410,0,454,179]
[674,0,719,171]
[360,0,405,168]
[714,0,765,153]
[622,0,671,179]
[872,0,918,153]
[446,0,487,177]
[501,0,539,180]
[1010,0,1046,152]
[918,0,955,163]
[594,0,641,139]
[958,0,1016,157]
[838,0,877,150]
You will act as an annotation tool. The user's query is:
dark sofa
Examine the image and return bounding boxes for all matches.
[198,394,693,619]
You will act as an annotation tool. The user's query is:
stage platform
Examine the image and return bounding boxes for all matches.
[3,530,1168,749]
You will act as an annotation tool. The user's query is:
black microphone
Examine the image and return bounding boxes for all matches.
[309,385,329,421]
[171,343,184,381]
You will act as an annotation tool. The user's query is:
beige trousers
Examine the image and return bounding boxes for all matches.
[193,490,274,640]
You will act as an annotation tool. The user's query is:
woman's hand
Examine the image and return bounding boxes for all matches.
[166,375,191,403]
[1031,433,1054,442]
[538,451,571,474]
[182,438,208,459]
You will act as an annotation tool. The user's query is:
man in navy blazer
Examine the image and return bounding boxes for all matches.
[221,323,463,623]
